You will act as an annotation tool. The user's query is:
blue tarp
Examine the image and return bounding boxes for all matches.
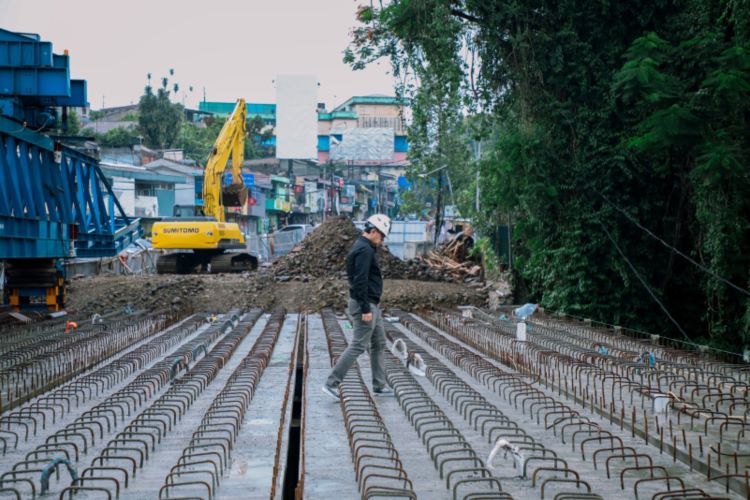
[397,176,411,190]
[223,173,255,187]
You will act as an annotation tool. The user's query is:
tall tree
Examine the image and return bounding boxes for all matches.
[346,0,750,350]
[138,73,184,149]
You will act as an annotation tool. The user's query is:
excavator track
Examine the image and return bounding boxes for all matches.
[208,252,258,273]
[156,252,257,274]
[155,253,201,274]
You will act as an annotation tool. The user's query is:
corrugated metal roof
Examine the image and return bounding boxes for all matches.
[143,159,201,178]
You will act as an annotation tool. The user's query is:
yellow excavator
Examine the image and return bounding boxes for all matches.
[151,99,258,274]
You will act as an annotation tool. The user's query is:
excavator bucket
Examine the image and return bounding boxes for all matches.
[222,184,248,207]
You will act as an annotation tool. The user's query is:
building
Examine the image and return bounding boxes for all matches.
[197,95,411,223]
[143,159,201,209]
[318,94,408,166]
[99,161,184,221]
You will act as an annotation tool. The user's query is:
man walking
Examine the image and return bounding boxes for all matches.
[323,214,394,400]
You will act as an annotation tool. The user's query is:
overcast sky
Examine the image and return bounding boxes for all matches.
[1,0,395,110]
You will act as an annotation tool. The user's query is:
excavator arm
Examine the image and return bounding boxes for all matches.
[202,98,247,222]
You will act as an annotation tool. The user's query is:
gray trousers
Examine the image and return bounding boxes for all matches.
[326,298,387,390]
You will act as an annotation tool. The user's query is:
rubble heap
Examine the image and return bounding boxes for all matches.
[413,239,483,281]
[271,216,359,280]
[271,216,482,283]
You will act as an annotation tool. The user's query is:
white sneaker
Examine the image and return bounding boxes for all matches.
[322,384,340,401]
[373,386,394,396]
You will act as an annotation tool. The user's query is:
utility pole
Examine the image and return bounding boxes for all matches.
[434,173,443,246]
[322,163,327,221]
[474,140,481,212]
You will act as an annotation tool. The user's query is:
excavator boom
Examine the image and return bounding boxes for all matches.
[203,98,248,221]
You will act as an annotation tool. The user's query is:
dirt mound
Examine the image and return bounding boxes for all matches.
[271,216,358,279]
[271,216,458,282]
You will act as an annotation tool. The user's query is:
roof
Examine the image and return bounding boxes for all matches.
[198,101,276,121]
[143,159,201,178]
[332,95,408,112]
[100,161,184,183]
[99,104,139,114]
[317,111,358,121]
[243,158,280,168]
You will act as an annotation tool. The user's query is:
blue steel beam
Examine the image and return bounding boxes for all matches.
[0,115,141,259]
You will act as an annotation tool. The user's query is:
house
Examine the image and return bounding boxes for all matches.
[143,159,201,209]
[99,161,184,219]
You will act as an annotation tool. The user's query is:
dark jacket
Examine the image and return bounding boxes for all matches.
[346,235,382,314]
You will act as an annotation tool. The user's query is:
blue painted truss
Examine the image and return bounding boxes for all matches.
[0,115,140,259]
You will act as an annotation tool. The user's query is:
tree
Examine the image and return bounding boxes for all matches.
[179,114,275,165]
[179,117,225,163]
[81,126,140,147]
[244,115,275,159]
[138,73,184,149]
[65,110,81,135]
[346,0,750,350]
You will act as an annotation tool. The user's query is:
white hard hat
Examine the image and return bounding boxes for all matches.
[366,214,391,238]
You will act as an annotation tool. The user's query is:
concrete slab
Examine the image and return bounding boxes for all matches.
[301,314,360,500]
[338,318,452,500]
[222,314,298,499]
[121,313,269,499]
[396,316,742,500]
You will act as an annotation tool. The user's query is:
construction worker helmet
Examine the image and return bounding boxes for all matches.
[365,214,391,238]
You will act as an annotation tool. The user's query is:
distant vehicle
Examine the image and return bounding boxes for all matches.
[276,224,314,235]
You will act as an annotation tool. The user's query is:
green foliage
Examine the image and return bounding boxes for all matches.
[82,126,140,147]
[138,73,184,149]
[245,115,275,159]
[178,115,275,165]
[347,0,750,350]
[179,118,224,163]
[53,110,81,136]
[88,110,104,121]
[472,236,499,275]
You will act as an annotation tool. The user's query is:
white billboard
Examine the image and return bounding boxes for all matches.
[275,75,318,159]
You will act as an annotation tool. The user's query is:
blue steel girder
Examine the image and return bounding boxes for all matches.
[0,115,140,259]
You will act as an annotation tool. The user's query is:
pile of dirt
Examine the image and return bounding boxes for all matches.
[271,216,358,280]
[271,216,465,283]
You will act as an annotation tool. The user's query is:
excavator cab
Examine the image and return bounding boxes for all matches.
[173,205,201,218]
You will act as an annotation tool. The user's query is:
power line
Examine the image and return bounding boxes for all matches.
[599,221,691,341]
[595,189,750,298]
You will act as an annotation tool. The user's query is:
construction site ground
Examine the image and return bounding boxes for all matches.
[0,220,747,499]
[1,272,748,499]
